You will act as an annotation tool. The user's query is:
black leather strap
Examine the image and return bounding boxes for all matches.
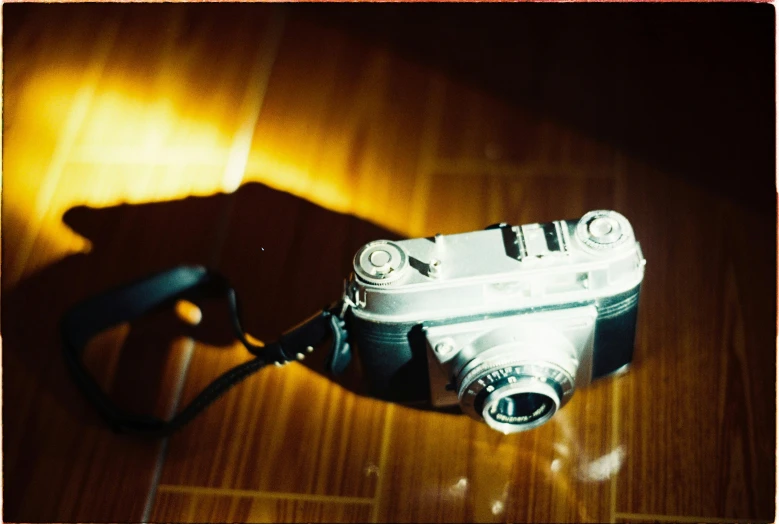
[61,265,349,437]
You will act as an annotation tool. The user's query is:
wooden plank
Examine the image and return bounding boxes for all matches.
[421,172,616,235]
[615,514,765,524]
[374,387,619,523]
[153,15,433,502]
[435,70,618,174]
[1,162,237,520]
[3,5,121,286]
[2,4,282,521]
[613,163,776,520]
[150,490,373,523]
[242,15,432,237]
[156,184,398,498]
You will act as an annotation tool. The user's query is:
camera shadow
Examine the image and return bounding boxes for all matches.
[2,181,405,434]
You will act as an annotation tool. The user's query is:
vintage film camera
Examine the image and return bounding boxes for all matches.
[344,210,646,433]
[62,210,645,436]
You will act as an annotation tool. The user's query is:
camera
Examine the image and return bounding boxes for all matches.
[342,210,646,433]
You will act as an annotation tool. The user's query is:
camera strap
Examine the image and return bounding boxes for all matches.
[61,265,351,437]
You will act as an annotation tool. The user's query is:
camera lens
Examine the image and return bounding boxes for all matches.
[452,325,578,433]
[480,379,561,433]
[490,393,554,423]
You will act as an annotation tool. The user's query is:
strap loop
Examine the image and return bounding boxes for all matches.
[61,265,349,437]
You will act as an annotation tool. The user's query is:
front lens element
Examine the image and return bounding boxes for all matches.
[489,392,555,424]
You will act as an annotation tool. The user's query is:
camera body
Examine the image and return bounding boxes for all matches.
[342,210,645,433]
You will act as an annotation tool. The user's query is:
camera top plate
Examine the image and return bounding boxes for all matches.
[347,211,645,323]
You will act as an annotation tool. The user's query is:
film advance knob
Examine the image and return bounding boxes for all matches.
[354,240,408,285]
[575,210,633,251]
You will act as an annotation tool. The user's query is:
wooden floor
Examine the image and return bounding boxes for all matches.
[3,4,776,523]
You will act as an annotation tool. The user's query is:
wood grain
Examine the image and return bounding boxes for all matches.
[3,4,775,523]
[374,382,622,523]
[150,489,373,523]
[242,15,433,236]
[614,165,776,519]
[2,4,279,521]
[160,356,389,498]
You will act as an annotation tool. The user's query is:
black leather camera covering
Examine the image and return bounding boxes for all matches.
[348,284,642,407]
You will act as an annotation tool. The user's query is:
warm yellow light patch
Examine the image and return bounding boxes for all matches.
[174,300,203,327]
[243,332,266,348]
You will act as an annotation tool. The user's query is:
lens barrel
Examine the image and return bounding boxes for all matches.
[457,359,575,434]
